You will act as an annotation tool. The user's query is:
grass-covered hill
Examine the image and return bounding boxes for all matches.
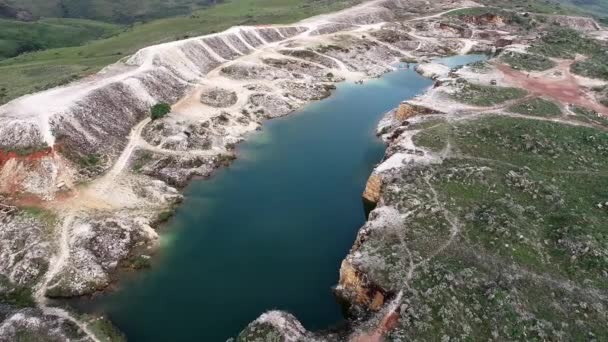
[559,0,608,16]
[0,18,120,59]
[3,0,219,23]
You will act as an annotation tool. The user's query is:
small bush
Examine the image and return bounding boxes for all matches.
[150,103,171,120]
[500,51,555,71]
[571,54,608,81]
[452,82,528,106]
[508,98,562,117]
[529,28,604,59]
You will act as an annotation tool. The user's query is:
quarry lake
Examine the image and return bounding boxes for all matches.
[79,55,486,341]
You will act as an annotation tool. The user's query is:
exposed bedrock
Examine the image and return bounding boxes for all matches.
[45,204,180,297]
[200,87,238,108]
[0,306,92,341]
[247,93,296,119]
[137,151,234,188]
[237,311,310,342]
[362,174,383,205]
[278,49,340,69]
[0,212,52,288]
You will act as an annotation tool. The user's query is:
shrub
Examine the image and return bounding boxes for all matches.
[529,28,604,59]
[571,54,608,81]
[150,103,171,120]
[452,82,527,106]
[500,51,555,71]
[508,98,562,117]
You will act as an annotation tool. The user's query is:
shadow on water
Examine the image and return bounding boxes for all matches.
[69,55,487,342]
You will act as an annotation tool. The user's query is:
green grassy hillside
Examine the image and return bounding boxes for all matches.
[4,0,218,23]
[0,0,357,105]
[559,0,608,16]
[0,18,120,59]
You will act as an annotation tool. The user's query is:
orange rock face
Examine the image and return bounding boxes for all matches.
[362,174,382,204]
[395,103,418,121]
[395,102,442,121]
[338,259,386,312]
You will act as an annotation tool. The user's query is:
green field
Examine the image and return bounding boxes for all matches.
[372,114,608,340]
[4,0,213,23]
[0,0,357,105]
[558,0,608,16]
[0,18,120,59]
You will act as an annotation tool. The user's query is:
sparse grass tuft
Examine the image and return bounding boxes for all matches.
[500,51,556,71]
[452,82,528,106]
[508,97,562,117]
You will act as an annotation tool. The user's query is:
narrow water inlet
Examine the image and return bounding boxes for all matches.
[75,55,486,342]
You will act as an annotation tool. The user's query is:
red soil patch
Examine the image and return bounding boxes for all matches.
[10,190,73,209]
[350,309,400,342]
[0,147,55,167]
[496,61,608,115]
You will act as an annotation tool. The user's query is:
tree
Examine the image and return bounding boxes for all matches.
[150,102,171,120]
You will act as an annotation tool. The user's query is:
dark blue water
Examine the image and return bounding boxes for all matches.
[90,55,485,342]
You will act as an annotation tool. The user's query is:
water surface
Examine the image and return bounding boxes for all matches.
[90,55,485,341]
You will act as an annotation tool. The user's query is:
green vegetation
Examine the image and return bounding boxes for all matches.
[412,123,449,152]
[367,114,608,340]
[594,85,608,106]
[452,82,528,106]
[399,56,418,64]
[237,322,283,342]
[557,0,608,16]
[150,102,171,120]
[0,0,358,104]
[4,0,216,23]
[570,104,608,126]
[132,150,153,172]
[1,145,49,156]
[130,255,152,270]
[20,206,58,226]
[468,60,491,73]
[479,0,579,14]
[0,275,36,307]
[78,153,101,169]
[530,27,604,59]
[571,53,608,80]
[445,6,505,16]
[508,97,562,117]
[527,27,608,80]
[421,116,608,283]
[0,18,120,60]
[82,315,127,342]
[500,51,556,71]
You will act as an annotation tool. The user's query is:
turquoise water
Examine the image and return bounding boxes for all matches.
[85,55,485,341]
